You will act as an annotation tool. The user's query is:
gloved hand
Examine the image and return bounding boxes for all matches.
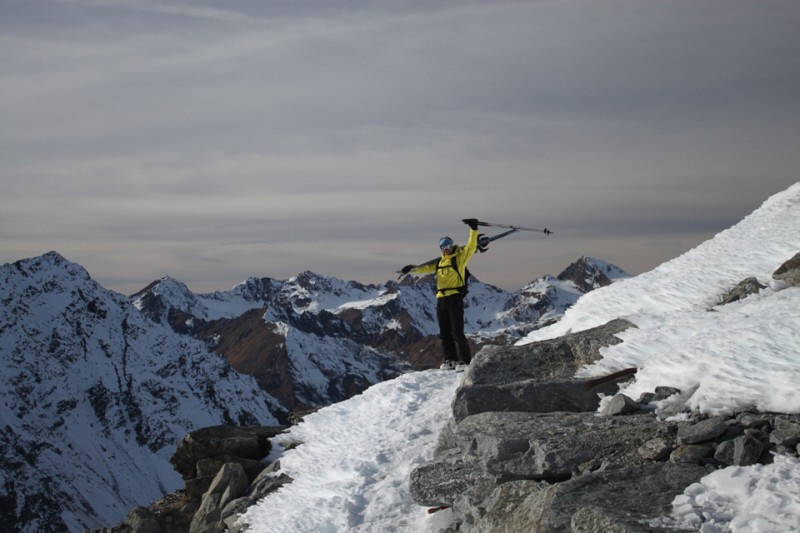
[401,265,415,275]
[462,218,479,230]
[477,234,490,253]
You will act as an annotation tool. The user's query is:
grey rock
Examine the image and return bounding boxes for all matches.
[721,421,745,441]
[670,444,713,464]
[638,438,674,462]
[223,467,293,533]
[417,411,663,498]
[657,384,700,419]
[639,392,657,404]
[170,425,284,481]
[405,290,800,532]
[501,463,706,533]
[453,319,636,422]
[570,506,680,533]
[770,419,800,447]
[463,318,635,387]
[677,417,728,445]
[453,378,619,422]
[467,480,544,533]
[190,463,249,533]
[409,458,493,508]
[602,394,640,416]
[653,386,682,402]
[718,277,767,305]
[714,440,735,465]
[737,412,769,429]
[125,507,161,533]
[770,429,800,447]
[733,435,765,466]
[196,455,267,483]
[772,252,800,286]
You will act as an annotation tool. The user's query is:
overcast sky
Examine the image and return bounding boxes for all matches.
[2,0,799,294]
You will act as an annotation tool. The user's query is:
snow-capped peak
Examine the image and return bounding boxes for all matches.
[0,254,284,532]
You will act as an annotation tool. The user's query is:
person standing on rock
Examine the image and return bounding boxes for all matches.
[400,218,480,371]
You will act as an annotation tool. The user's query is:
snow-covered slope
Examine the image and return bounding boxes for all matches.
[521,183,800,415]
[236,369,462,533]
[0,253,284,532]
[232,183,800,533]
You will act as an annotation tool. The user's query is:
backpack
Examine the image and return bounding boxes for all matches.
[436,255,471,296]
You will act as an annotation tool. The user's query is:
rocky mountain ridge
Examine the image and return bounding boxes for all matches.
[132,256,628,412]
[1,251,626,532]
[408,253,800,531]
[96,253,800,533]
[0,252,284,532]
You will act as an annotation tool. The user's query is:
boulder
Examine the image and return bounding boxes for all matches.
[409,456,495,508]
[676,417,728,445]
[190,463,249,533]
[638,437,674,461]
[602,394,640,416]
[453,319,636,421]
[124,507,161,533]
[772,252,800,286]
[670,444,713,464]
[717,277,767,305]
[170,425,284,481]
[733,435,765,466]
[462,318,635,387]
[471,463,706,533]
[656,384,700,419]
[770,418,800,447]
[223,462,294,533]
[410,410,671,509]
[453,378,622,422]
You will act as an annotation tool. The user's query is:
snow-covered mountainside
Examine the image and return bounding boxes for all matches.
[133,256,628,410]
[0,253,284,533]
[233,184,800,533]
[0,249,626,532]
[521,183,800,417]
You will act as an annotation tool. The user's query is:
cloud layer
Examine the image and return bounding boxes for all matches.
[2,0,799,293]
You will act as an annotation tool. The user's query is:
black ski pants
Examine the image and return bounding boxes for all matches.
[436,293,471,364]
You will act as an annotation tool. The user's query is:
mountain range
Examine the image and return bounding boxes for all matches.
[0,251,626,532]
[131,255,628,411]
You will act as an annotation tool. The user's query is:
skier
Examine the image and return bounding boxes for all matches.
[401,218,480,371]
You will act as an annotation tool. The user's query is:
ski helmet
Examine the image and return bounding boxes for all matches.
[439,236,454,250]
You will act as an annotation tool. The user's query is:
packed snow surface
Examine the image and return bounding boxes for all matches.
[671,455,800,533]
[237,184,800,533]
[237,370,461,532]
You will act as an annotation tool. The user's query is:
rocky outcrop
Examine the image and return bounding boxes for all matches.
[410,314,800,532]
[717,277,767,305]
[716,252,800,306]
[453,319,635,421]
[773,252,800,287]
[1,253,285,533]
[132,257,629,415]
[169,425,283,498]
[89,425,287,533]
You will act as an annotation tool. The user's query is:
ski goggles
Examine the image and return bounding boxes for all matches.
[439,237,454,250]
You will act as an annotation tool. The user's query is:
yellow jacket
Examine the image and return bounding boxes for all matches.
[412,229,479,298]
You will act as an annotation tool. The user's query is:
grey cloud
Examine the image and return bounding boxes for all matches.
[1,0,799,293]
